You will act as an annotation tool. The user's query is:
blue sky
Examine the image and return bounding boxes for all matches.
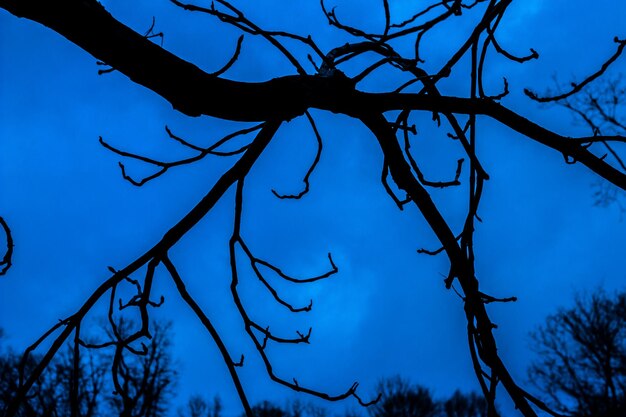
[1,1,626,415]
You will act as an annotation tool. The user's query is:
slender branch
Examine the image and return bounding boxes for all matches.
[163,255,253,417]
[0,217,13,276]
[272,111,324,199]
[228,178,379,407]
[210,34,244,77]
[526,37,626,103]
[360,112,538,416]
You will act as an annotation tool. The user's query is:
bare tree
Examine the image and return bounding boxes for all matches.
[0,337,106,417]
[1,1,626,417]
[178,395,223,417]
[248,401,290,417]
[548,74,626,212]
[98,319,177,417]
[0,319,176,417]
[441,391,490,417]
[369,377,438,417]
[369,377,491,417]
[528,290,626,417]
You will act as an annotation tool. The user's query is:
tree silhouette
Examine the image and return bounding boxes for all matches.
[248,401,290,417]
[369,377,491,417]
[550,74,626,212]
[0,319,176,417]
[528,290,626,417]
[0,336,106,416]
[178,395,222,417]
[0,1,625,416]
[369,377,438,417]
[441,391,489,417]
[102,320,177,417]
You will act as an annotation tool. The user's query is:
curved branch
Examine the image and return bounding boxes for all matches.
[360,112,538,416]
[210,34,244,77]
[525,37,626,103]
[272,111,324,199]
[0,217,13,276]
[163,255,253,416]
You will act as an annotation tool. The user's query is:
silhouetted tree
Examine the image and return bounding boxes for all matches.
[369,377,438,417]
[528,289,626,416]
[367,377,492,417]
[539,73,626,214]
[1,1,626,416]
[239,399,332,417]
[103,319,177,417]
[441,391,489,417]
[178,395,223,417]
[247,401,289,417]
[0,339,106,417]
[0,318,175,417]
[287,399,328,417]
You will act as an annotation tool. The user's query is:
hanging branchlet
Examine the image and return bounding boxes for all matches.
[272,112,324,199]
[0,216,13,276]
[237,238,316,313]
[417,233,462,256]
[382,160,411,209]
[249,322,312,345]
[250,249,338,284]
[402,115,465,188]
[485,9,538,64]
[99,123,264,186]
[210,34,244,77]
[525,37,626,103]
[405,135,465,188]
[479,291,517,304]
[229,178,379,408]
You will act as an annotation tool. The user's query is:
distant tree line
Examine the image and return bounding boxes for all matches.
[0,320,176,417]
[0,319,488,417]
[3,288,626,417]
[232,378,493,417]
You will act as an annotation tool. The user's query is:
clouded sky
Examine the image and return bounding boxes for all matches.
[1,1,625,415]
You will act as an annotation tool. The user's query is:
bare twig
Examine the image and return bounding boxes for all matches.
[0,216,13,276]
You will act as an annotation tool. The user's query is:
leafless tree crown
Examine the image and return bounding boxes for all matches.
[0,1,625,416]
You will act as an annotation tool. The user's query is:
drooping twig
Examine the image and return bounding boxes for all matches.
[272,111,324,199]
[0,216,13,276]
[100,123,264,186]
[210,34,244,77]
[230,178,379,407]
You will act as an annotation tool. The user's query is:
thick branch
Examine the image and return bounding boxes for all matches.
[2,0,624,192]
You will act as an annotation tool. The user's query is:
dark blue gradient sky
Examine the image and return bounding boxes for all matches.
[1,1,625,415]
